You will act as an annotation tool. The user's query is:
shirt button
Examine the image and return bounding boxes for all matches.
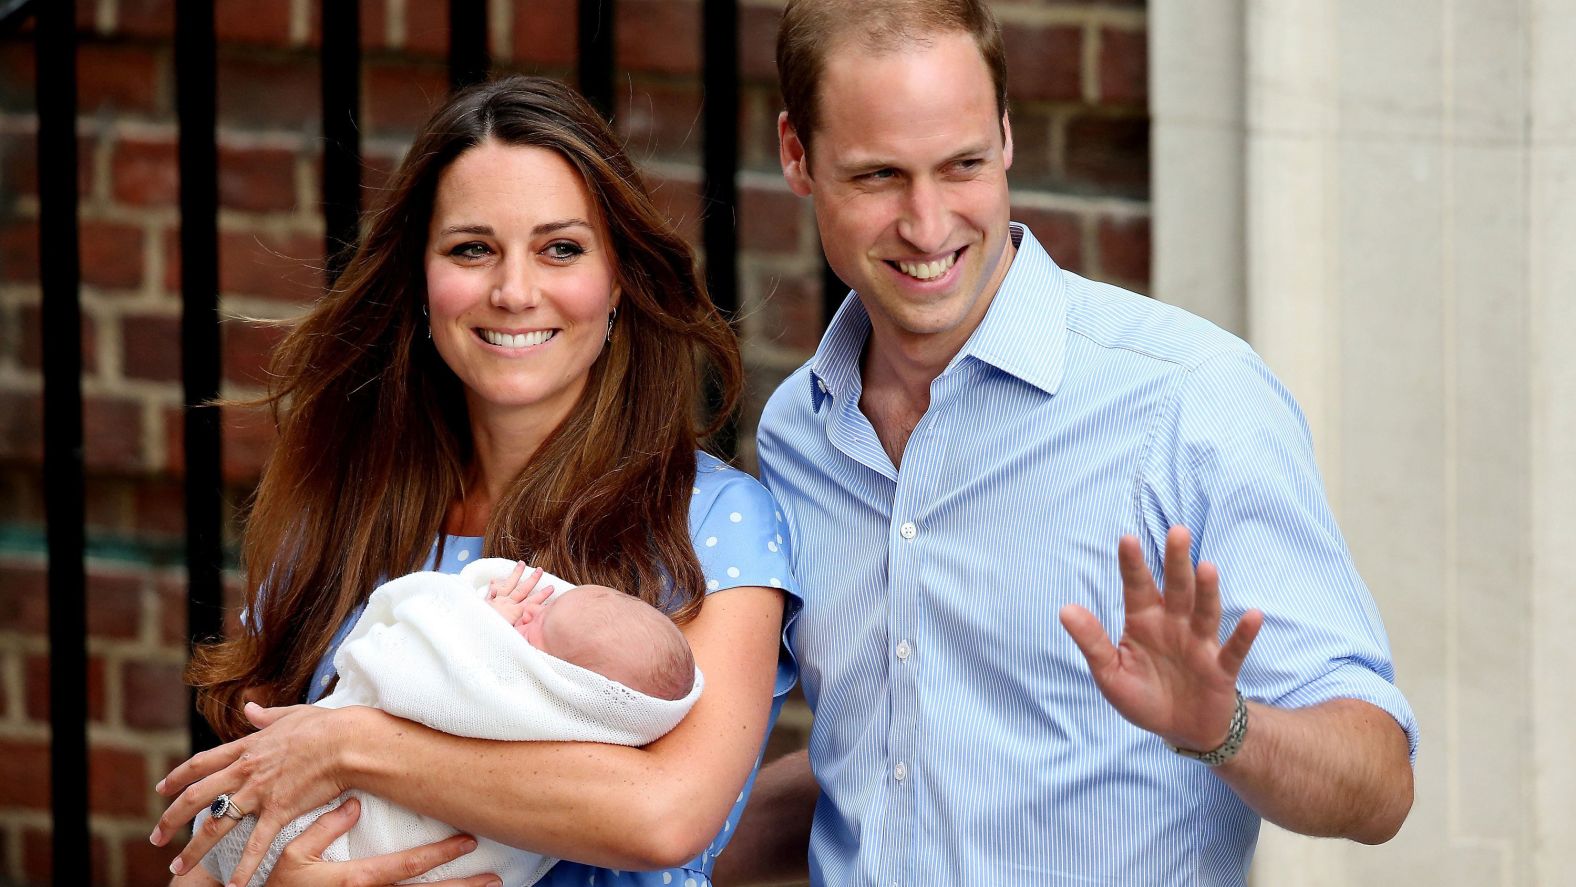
[893,761,907,781]
[895,640,911,661]
[899,521,917,540]
[816,378,829,393]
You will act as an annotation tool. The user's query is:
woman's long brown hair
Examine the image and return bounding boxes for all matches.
[189,76,743,741]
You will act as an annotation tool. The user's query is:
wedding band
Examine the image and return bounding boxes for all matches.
[210,793,248,821]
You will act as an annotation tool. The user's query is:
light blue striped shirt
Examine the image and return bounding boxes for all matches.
[757,224,1418,887]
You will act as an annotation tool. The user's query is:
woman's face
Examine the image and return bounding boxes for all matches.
[425,140,619,429]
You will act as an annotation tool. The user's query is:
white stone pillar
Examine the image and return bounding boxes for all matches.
[1151,1,1576,883]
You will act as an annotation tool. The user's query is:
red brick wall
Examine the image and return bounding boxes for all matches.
[0,1,1148,884]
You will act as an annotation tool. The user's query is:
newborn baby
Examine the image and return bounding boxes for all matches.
[201,558,703,887]
[483,561,695,702]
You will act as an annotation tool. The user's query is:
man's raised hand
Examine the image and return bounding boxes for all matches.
[1058,526,1263,754]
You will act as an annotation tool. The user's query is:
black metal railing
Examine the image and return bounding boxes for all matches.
[9,0,830,879]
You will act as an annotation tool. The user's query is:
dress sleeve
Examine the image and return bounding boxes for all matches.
[689,458,803,696]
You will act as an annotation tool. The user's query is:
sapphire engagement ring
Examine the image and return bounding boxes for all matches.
[210,793,247,821]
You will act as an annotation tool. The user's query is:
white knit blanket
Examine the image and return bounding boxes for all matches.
[201,558,702,886]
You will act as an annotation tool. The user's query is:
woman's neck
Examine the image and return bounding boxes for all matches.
[447,395,571,536]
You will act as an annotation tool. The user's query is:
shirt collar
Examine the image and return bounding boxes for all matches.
[807,222,1067,412]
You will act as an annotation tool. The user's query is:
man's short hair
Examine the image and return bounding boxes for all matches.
[776,0,1008,154]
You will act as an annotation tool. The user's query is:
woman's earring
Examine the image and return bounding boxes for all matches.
[605,307,617,343]
[422,304,431,340]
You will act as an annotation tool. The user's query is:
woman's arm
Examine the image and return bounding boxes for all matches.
[157,585,786,885]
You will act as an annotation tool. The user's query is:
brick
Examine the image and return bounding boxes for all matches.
[110,137,179,207]
[739,184,804,254]
[1006,105,1056,187]
[1,217,39,283]
[84,477,135,536]
[0,466,44,525]
[0,390,43,462]
[158,573,187,646]
[21,826,110,885]
[0,39,34,111]
[223,317,287,388]
[0,739,50,808]
[89,572,145,640]
[215,0,294,45]
[1063,114,1149,198]
[217,56,321,131]
[1012,205,1084,273]
[301,0,393,50]
[746,266,823,353]
[404,0,450,56]
[618,0,701,76]
[1096,213,1150,289]
[1002,23,1082,104]
[363,59,450,134]
[1098,27,1148,106]
[739,86,785,173]
[617,78,703,163]
[739,4,782,83]
[219,144,299,213]
[124,834,182,887]
[123,660,189,731]
[80,219,147,290]
[1,130,97,197]
[121,312,181,382]
[78,42,164,115]
[134,477,187,539]
[85,394,146,472]
[0,561,47,634]
[91,744,153,816]
[117,0,174,40]
[187,229,322,302]
[25,654,107,723]
[163,402,278,483]
[509,0,578,68]
[645,173,704,248]
[19,303,99,374]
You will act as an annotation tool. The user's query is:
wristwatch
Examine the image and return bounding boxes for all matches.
[1171,690,1248,766]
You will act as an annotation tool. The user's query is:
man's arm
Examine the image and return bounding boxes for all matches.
[1059,527,1414,843]
[1213,697,1412,842]
[711,748,817,886]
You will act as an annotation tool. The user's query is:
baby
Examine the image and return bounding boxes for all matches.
[201,558,702,887]
[482,561,696,702]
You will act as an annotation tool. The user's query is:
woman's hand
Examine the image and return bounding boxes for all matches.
[151,702,364,887]
[238,796,499,887]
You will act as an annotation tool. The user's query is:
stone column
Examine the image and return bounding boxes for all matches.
[1152,1,1576,883]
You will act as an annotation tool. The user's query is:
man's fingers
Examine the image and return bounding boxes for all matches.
[1059,604,1118,676]
[350,831,481,885]
[1191,559,1222,638]
[283,796,360,860]
[1116,535,1159,615]
[1160,525,1195,617]
[228,814,288,887]
[1218,609,1264,676]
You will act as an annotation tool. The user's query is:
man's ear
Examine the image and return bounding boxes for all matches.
[779,111,813,197]
[1001,109,1014,171]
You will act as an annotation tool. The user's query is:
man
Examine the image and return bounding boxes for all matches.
[718,1,1417,885]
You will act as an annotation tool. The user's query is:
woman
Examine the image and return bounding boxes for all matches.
[151,76,798,887]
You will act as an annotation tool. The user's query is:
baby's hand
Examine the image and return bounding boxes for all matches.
[485,562,556,637]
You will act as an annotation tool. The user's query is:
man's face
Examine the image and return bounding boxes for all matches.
[780,30,1014,354]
